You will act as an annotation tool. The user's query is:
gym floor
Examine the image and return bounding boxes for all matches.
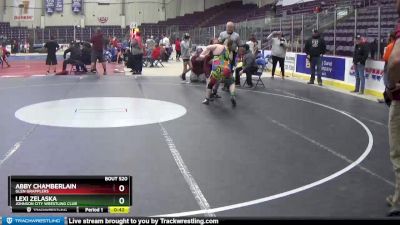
[0,56,395,218]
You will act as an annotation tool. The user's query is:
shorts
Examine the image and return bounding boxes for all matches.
[91,50,105,63]
[46,54,57,65]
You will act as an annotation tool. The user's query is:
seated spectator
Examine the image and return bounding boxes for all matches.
[237,44,258,87]
[117,48,124,64]
[150,43,162,67]
[190,48,206,83]
[56,42,86,75]
[81,42,91,66]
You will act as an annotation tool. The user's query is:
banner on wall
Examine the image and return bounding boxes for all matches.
[13,0,35,21]
[72,0,82,13]
[285,52,296,72]
[45,0,55,14]
[346,58,385,91]
[296,54,346,81]
[55,0,63,12]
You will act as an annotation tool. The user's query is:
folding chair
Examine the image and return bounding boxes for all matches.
[242,64,266,88]
[153,57,164,67]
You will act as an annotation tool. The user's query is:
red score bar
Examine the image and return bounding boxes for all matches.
[18,184,129,195]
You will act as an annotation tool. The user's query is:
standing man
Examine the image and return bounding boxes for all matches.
[386,0,400,216]
[351,35,369,95]
[44,36,59,74]
[90,27,107,75]
[219,21,241,72]
[180,33,192,82]
[305,29,326,85]
[267,31,288,79]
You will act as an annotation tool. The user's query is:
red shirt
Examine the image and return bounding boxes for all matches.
[91,33,104,52]
[175,40,181,51]
[152,47,161,60]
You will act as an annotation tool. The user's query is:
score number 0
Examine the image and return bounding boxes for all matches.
[118,185,126,205]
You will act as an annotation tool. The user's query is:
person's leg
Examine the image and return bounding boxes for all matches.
[244,67,253,87]
[271,56,278,78]
[235,67,242,85]
[181,60,188,80]
[137,54,143,73]
[316,57,322,85]
[309,57,316,83]
[353,64,360,92]
[358,64,365,94]
[62,59,70,71]
[279,57,285,78]
[90,51,97,72]
[228,77,236,107]
[388,101,400,216]
[203,77,216,104]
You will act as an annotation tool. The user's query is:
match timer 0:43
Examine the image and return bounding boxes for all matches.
[8,176,132,214]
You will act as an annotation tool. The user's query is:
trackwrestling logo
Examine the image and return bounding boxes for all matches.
[2,217,65,225]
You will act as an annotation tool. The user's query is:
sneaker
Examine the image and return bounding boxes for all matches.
[202,98,210,105]
[350,90,359,93]
[282,76,285,80]
[387,206,400,217]
[318,82,323,86]
[307,81,314,85]
[387,195,395,207]
[231,96,236,107]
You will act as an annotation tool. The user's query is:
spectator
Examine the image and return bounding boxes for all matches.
[180,33,192,82]
[175,38,181,61]
[238,44,258,87]
[160,34,171,61]
[351,35,370,95]
[305,29,326,85]
[131,31,144,75]
[150,43,161,67]
[81,41,92,66]
[370,38,378,59]
[385,1,400,216]
[57,42,85,75]
[44,36,59,74]
[267,31,288,79]
[145,35,155,57]
[90,27,107,75]
[0,44,11,67]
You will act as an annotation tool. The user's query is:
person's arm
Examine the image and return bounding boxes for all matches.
[199,45,217,59]
[64,48,71,59]
[304,39,310,55]
[388,40,400,88]
[362,44,370,63]
[320,38,327,55]
[267,31,277,40]
[218,32,224,43]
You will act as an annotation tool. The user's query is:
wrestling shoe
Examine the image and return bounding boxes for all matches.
[231,96,236,107]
